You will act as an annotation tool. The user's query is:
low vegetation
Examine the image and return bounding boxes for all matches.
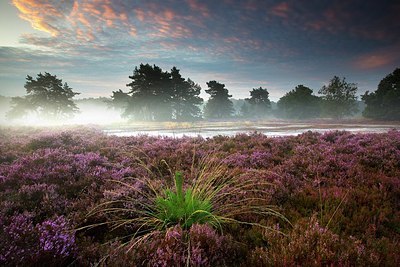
[0,127,399,266]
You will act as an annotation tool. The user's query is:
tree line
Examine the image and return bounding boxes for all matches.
[6,64,400,121]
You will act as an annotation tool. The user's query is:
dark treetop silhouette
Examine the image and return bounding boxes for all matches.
[110,64,203,121]
[277,85,321,119]
[362,68,400,121]
[7,72,79,120]
[318,76,358,119]
[242,87,272,119]
[203,80,234,119]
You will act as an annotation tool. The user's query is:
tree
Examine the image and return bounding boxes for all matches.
[107,89,131,115]
[239,102,251,118]
[277,85,321,119]
[115,64,172,121]
[7,72,79,120]
[362,68,400,120]
[245,87,271,118]
[203,81,234,119]
[110,64,204,121]
[170,67,203,121]
[318,76,358,119]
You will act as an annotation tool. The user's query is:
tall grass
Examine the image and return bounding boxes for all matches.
[81,153,289,253]
[154,171,214,229]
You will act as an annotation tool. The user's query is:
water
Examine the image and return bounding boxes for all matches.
[104,122,400,138]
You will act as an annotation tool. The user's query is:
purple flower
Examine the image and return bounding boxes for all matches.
[36,216,76,258]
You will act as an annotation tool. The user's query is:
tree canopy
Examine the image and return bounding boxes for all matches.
[7,72,79,120]
[110,64,203,121]
[127,64,172,121]
[203,81,234,119]
[243,87,271,118]
[318,76,358,119]
[277,85,321,119]
[362,68,400,120]
[170,67,203,121]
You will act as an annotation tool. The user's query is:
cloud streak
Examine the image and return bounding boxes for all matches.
[2,0,399,100]
[353,44,400,70]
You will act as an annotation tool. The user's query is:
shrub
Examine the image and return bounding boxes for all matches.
[250,216,372,266]
[104,224,243,266]
[83,155,288,260]
[1,127,400,266]
[0,214,76,266]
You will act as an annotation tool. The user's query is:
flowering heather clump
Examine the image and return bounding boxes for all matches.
[82,156,287,262]
[105,224,241,266]
[0,127,399,266]
[37,216,76,259]
[188,223,242,266]
[249,216,372,266]
[0,214,76,266]
[0,213,37,265]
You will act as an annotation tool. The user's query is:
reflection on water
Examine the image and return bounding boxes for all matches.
[104,122,400,138]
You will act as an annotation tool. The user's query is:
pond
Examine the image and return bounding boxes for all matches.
[103,121,400,138]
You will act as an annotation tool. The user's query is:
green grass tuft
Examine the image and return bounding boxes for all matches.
[155,172,214,229]
[80,154,290,253]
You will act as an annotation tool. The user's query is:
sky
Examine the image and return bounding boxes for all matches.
[0,0,399,101]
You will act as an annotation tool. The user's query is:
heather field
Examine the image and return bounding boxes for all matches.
[1,127,399,266]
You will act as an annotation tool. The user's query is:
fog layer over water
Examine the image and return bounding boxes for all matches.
[1,97,399,137]
[104,122,400,138]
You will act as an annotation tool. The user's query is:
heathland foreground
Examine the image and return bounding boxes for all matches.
[0,127,399,266]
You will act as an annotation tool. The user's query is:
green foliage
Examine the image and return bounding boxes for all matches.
[155,172,212,229]
[83,155,288,255]
[107,89,130,111]
[204,80,234,119]
[126,64,172,121]
[362,68,400,120]
[245,87,272,118]
[277,85,321,119]
[170,67,203,121]
[110,64,203,121]
[318,76,358,119]
[7,72,79,120]
[6,97,32,119]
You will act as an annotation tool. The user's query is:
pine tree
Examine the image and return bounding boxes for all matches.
[170,67,203,121]
[245,87,271,118]
[204,81,234,119]
[7,72,79,120]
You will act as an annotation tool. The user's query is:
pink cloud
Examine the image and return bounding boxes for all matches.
[356,55,391,69]
[133,7,192,39]
[353,45,400,70]
[164,9,175,21]
[186,0,209,17]
[243,0,258,11]
[135,9,145,22]
[270,2,290,18]
[13,0,136,43]
[12,0,64,36]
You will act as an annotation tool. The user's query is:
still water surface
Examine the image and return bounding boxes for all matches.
[104,122,400,138]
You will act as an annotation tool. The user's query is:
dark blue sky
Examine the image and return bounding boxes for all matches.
[0,0,399,101]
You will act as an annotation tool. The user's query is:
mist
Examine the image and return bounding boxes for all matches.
[0,96,123,126]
